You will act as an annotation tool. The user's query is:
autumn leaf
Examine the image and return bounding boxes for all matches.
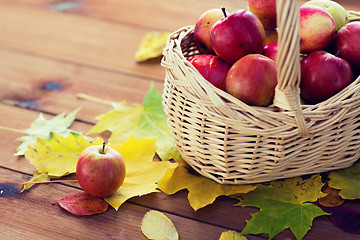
[157,159,255,211]
[328,161,360,200]
[15,108,84,156]
[105,136,176,210]
[58,192,108,216]
[88,84,180,161]
[135,31,170,62]
[317,187,344,207]
[141,210,178,240]
[236,175,328,240]
[21,171,50,193]
[219,230,248,240]
[25,132,103,177]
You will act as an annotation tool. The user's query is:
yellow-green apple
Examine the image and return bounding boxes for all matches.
[335,22,360,75]
[303,0,349,32]
[76,143,126,198]
[264,29,278,45]
[210,8,265,64]
[300,50,353,103]
[262,42,278,61]
[225,54,277,106]
[248,0,276,30]
[299,5,335,53]
[193,8,228,53]
[188,54,231,91]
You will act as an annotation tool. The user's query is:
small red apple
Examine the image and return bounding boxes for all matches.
[262,42,278,61]
[335,22,360,75]
[226,54,277,106]
[188,54,231,91]
[299,5,335,53]
[76,143,126,198]
[300,50,353,103]
[248,0,277,30]
[193,8,228,54]
[210,8,265,64]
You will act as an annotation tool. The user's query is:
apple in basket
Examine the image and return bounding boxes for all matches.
[193,8,229,54]
[188,54,231,91]
[300,50,353,104]
[335,22,360,76]
[302,0,349,32]
[76,143,126,198]
[248,0,277,30]
[262,42,278,61]
[210,8,265,64]
[299,5,335,53]
[225,54,277,107]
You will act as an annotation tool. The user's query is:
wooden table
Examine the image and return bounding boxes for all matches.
[0,0,359,239]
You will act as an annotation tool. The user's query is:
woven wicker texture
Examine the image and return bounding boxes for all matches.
[162,0,360,184]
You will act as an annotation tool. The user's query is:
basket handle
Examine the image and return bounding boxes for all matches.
[274,0,309,136]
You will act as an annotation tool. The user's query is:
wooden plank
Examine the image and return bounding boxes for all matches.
[8,0,240,31]
[0,2,165,80]
[0,49,163,122]
[1,167,251,240]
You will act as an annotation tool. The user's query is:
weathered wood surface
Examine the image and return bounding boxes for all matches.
[0,0,359,239]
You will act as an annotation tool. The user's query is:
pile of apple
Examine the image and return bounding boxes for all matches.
[189,0,360,106]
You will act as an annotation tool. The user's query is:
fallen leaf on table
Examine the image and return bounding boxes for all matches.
[88,84,180,161]
[15,108,83,156]
[219,230,248,240]
[328,161,360,200]
[157,159,255,211]
[105,136,176,210]
[236,174,328,240]
[135,31,170,62]
[317,187,344,207]
[25,132,103,177]
[58,192,108,216]
[21,171,50,192]
[141,210,178,240]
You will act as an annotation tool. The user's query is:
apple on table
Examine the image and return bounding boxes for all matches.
[76,143,126,198]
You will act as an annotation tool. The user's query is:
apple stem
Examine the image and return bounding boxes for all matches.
[221,7,227,18]
[101,142,106,154]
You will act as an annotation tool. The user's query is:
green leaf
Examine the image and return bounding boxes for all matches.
[141,210,178,240]
[236,175,329,240]
[88,84,180,161]
[219,230,248,240]
[24,132,103,177]
[15,108,83,156]
[328,162,360,199]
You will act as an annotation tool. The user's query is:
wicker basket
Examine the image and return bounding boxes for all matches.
[161,0,360,184]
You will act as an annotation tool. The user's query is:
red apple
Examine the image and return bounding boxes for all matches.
[226,54,277,106]
[300,50,353,103]
[299,5,335,53]
[335,22,360,75]
[188,54,231,91]
[210,8,265,64]
[262,42,278,61]
[76,143,126,198]
[193,8,228,53]
[248,0,276,30]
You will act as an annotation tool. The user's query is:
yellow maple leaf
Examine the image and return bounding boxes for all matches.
[105,136,176,210]
[157,160,256,211]
[219,230,248,240]
[135,31,170,62]
[25,132,103,177]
